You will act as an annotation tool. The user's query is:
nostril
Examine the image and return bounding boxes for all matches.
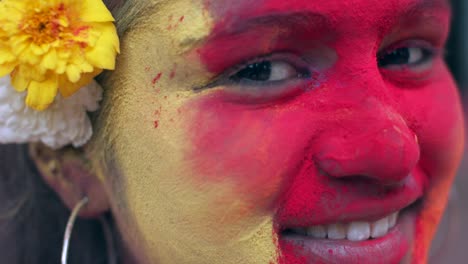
[326,173,409,189]
[316,157,410,187]
[316,158,346,177]
[314,127,420,185]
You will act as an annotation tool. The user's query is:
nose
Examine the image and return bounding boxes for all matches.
[314,100,420,185]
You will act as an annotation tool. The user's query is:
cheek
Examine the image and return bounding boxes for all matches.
[398,63,464,179]
[183,91,319,212]
[396,64,464,258]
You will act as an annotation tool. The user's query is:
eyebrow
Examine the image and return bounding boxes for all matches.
[210,11,331,39]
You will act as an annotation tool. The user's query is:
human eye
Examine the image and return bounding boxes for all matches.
[205,53,312,103]
[229,56,309,84]
[377,41,437,71]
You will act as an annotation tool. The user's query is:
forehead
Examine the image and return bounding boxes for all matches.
[203,0,450,24]
[205,0,449,14]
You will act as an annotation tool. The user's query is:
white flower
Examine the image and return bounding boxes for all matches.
[0,76,102,149]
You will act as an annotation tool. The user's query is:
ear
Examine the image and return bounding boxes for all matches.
[29,143,110,218]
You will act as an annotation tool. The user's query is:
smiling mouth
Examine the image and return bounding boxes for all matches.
[280,198,421,240]
[278,199,422,264]
[282,210,400,241]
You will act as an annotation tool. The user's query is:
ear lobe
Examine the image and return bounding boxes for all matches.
[29,143,110,218]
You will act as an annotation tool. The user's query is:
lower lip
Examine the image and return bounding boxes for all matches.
[278,211,416,264]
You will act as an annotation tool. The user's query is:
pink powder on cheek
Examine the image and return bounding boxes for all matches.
[185,79,460,263]
[183,90,322,212]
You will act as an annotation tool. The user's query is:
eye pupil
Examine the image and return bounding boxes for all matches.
[231,61,272,81]
[378,48,410,67]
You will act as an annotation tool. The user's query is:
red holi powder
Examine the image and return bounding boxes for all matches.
[195,1,460,263]
[152,73,163,85]
[170,65,177,79]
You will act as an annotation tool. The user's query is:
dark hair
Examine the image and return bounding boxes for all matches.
[0,144,111,264]
[0,1,134,262]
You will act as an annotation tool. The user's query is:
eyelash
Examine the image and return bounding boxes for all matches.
[197,53,313,102]
[224,54,311,86]
[377,41,439,70]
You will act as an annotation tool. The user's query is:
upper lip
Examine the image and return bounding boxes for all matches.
[275,171,424,229]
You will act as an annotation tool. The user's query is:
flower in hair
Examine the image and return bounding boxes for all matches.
[0,75,102,149]
[0,0,119,110]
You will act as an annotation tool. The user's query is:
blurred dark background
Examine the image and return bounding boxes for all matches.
[447,0,468,92]
[429,0,467,263]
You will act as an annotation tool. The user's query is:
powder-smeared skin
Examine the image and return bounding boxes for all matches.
[92,0,463,263]
[187,0,463,263]
[94,0,278,263]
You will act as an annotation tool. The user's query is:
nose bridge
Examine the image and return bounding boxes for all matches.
[314,97,420,184]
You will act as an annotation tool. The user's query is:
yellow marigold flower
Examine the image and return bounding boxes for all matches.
[0,0,119,110]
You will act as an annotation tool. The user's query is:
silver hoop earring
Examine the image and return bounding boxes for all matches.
[60,197,117,264]
[61,197,89,264]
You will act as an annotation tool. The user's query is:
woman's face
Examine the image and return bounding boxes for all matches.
[98,0,464,263]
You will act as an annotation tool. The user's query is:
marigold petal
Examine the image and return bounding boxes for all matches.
[0,62,16,77]
[59,68,102,98]
[31,43,48,56]
[25,75,58,111]
[58,80,81,98]
[41,49,58,70]
[0,54,15,65]
[80,0,115,22]
[85,22,119,69]
[14,65,45,83]
[66,64,81,83]
[0,47,15,64]
[11,70,31,91]
[11,35,30,55]
[19,48,42,65]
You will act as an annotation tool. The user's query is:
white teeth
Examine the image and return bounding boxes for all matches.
[370,217,389,238]
[347,222,370,241]
[291,211,400,241]
[307,225,327,238]
[327,223,346,239]
[388,212,398,227]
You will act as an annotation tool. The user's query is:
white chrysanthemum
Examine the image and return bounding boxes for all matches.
[0,76,102,149]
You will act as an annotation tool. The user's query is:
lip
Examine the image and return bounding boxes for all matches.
[274,168,426,263]
[279,206,417,264]
[275,168,425,228]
